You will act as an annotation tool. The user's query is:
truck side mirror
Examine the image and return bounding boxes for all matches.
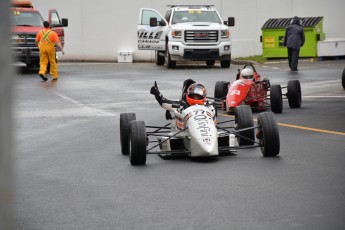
[150,17,157,27]
[224,17,235,27]
[62,18,68,27]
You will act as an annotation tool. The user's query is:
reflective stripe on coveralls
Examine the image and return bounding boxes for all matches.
[38,30,58,79]
[41,30,52,43]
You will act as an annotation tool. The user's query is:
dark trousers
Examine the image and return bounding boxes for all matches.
[287,48,300,70]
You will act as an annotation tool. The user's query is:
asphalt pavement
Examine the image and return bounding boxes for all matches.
[12,59,345,230]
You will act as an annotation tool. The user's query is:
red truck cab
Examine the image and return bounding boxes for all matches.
[11,1,68,68]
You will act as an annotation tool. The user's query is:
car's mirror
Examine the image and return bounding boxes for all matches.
[224,17,235,26]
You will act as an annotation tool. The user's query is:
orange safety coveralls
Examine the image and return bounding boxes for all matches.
[35,28,60,79]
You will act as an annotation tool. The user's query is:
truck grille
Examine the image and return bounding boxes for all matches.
[185,30,218,43]
[12,34,36,46]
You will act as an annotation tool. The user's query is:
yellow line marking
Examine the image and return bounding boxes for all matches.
[277,123,345,136]
[219,113,345,136]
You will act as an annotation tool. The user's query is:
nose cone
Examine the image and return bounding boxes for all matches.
[190,136,218,157]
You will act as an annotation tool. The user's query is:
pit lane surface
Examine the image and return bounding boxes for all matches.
[13,60,345,229]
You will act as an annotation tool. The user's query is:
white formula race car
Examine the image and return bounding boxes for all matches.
[120,104,280,166]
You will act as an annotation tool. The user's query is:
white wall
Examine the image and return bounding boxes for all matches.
[32,0,345,61]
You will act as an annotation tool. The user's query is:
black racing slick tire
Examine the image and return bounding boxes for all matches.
[234,105,255,145]
[257,112,280,157]
[342,68,345,89]
[129,121,147,166]
[156,51,165,66]
[120,113,136,155]
[214,81,230,100]
[287,80,302,108]
[270,84,283,113]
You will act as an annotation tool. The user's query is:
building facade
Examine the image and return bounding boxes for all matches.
[33,0,345,62]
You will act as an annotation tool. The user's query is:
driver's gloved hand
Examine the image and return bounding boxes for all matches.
[150,86,160,97]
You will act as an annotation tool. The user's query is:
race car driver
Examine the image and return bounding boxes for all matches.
[150,79,208,112]
[241,68,254,80]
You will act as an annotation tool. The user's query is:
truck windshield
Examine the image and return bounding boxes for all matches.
[172,10,221,24]
[12,11,44,27]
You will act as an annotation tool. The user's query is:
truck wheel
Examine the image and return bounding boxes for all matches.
[165,45,176,69]
[155,51,165,66]
[270,85,283,113]
[120,113,136,155]
[342,68,345,89]
[220,55,231,68]
[234,105,255,145]
[129,121,147,166]
[287,80,302,108]
[206,60,215,66]
[257,112,280,157]
[214,81,229,99]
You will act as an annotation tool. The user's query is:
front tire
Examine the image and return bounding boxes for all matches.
[129,121,147,165]
[165,43,176,69]
[287,80,302,108]
[257,112,280,157]
[155,51,165,65]
[120,113,136,155]
[270,85,283,113]
[234,105,255,145]
[220,55,231,68]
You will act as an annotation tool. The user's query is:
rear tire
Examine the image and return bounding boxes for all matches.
[214,81,229,99]
[270,85,283,113]
[129,121,147,165]
[257,112,280,157]
[120,113,136,155]
[287,80,302,108]
[234,105,255,145]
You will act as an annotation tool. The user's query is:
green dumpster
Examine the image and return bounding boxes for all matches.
[261,17,325,58]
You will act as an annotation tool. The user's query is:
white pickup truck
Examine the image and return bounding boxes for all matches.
[137,5,235,68]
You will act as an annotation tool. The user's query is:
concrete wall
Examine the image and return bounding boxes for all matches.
[32,0,345,61]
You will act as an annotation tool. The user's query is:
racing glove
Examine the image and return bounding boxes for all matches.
[150,81,161,97]
[150,86,160,97]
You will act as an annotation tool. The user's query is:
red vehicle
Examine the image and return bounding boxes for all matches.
[11,1,68,68]
[214,64,302,113]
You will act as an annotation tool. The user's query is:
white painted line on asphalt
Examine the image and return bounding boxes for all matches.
[55,92,115,116]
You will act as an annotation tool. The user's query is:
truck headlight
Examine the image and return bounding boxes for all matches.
[171,30,182,38]
[11,34,24,44]
[221,30,230,38]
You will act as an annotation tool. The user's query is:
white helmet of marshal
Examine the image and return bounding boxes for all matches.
[241,68,254,79]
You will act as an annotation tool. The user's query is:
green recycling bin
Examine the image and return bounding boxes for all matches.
[261,17,325,58]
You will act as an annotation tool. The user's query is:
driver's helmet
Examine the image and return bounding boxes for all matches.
[241,68,254,79]
[186,83,207,106]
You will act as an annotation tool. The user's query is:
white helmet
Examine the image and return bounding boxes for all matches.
[241,68,254,79]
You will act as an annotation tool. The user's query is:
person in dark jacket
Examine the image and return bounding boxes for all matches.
[283,16,305,71]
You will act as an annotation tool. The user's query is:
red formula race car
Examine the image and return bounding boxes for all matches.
[214,64,302,113]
